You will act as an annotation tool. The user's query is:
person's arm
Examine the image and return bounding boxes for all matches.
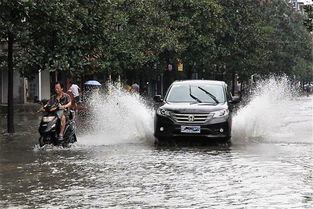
[40,96,54,112]
[60,94,72,109]
[39,106,46,112]
[62,102,71,109]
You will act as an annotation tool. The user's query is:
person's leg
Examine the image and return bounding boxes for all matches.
[74,96,79,112]
[59,115,66,138]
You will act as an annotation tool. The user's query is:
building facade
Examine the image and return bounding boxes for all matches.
[290,0,313,13]
[0,41,51,104]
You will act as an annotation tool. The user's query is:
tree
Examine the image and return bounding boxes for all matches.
[303,4,313,32]
[153,0,226,77]
[256,0,312,79]
[17,0,91,78]
[0,0,95,133]
[216,0,264,82]
[214,0,312,86]
[0,0,35,133]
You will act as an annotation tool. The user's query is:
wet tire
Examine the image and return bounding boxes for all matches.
[221,136,231,144]
[62,141,70,148]
[38,137,45,147]
[39,136,53,147]
[68,134,77,144]
[71,134,77,143]
[62,134,77,148]
[155,137,171,145]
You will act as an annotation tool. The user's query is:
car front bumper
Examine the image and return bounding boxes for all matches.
[154,114,232,139]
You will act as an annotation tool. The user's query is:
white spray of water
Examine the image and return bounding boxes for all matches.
[77,77,310,146]
[231,76,305,143]
[35,77,311,150]
[33,143,76,152]
[78,84,155,146]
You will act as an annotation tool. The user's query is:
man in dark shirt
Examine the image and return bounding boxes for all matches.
[43,82,72,141]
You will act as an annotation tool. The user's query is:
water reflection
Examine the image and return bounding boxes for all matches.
[1,137,312,208]
[0,84,312,208]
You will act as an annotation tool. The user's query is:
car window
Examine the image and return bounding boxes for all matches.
[166,85,192,103]
[166,83,225,103]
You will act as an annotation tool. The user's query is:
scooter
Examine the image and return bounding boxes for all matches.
[38,103,77,147]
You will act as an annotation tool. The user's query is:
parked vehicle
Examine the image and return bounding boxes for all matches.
[38,104,77,147]
[153,80,240,143]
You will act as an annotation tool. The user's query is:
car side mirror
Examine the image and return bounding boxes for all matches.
[153,95,163,103]
[230,96,240,104]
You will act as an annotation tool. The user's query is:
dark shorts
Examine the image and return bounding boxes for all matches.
[74,96,80,103]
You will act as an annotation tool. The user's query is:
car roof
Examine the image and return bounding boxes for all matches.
[172,80,226,86]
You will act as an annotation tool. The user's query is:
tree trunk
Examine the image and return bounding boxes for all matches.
[7,31,14,133]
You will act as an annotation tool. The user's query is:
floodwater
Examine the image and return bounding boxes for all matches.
[0,79,312,209]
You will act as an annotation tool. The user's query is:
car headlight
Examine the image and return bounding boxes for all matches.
[212,109,229,118]
[156,108,171,117]
[42,116,56,122]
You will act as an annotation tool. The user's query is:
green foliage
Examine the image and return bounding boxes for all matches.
[255,0,312,79]
[303,5,313,32]
[216,0,265,76]
[159,0,225,68]
[17,0,90,78]
[0,0,312,82]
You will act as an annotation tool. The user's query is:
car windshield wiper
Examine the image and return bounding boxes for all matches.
[189,85,203,103]
[197,86,219,104]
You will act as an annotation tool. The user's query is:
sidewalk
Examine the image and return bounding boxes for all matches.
[0,103,41,114]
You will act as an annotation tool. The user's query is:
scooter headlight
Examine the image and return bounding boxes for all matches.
[42,116,56,122]
[156,108,171,117]
[212,109,229,118]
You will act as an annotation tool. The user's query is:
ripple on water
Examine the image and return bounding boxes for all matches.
[1,80,313,208]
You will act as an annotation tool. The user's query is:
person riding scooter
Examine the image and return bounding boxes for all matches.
[40,82,72,141]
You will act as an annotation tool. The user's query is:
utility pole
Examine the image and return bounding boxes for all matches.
[38,70,42,101]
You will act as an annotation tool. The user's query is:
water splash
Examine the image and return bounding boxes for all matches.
[78,84,155,146]
[232,76,305,143]
[33,143,81,152]
[76,77,310,146]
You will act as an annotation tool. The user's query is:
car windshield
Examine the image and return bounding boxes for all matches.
[165,83,225,103]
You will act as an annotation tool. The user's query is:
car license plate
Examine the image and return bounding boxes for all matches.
[181,126,201,133]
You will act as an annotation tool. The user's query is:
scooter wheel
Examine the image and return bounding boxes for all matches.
[38,137,45,147]
[72,134,77,143]
[61,141,70,148]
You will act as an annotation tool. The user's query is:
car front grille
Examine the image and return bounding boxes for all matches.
[171,113,213,124]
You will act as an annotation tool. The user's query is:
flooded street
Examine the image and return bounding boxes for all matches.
[1,0,313,207]
[0,83,312,208]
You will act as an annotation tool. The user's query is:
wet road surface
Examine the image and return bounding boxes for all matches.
[0,95,312,208]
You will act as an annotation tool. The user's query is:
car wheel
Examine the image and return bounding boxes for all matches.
[155,137,171,145]
[221,136,231,144]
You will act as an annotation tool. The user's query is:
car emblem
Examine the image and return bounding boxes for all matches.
[188,115,194,122]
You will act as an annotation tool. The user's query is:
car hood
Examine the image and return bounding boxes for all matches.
[160,102,228,113]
